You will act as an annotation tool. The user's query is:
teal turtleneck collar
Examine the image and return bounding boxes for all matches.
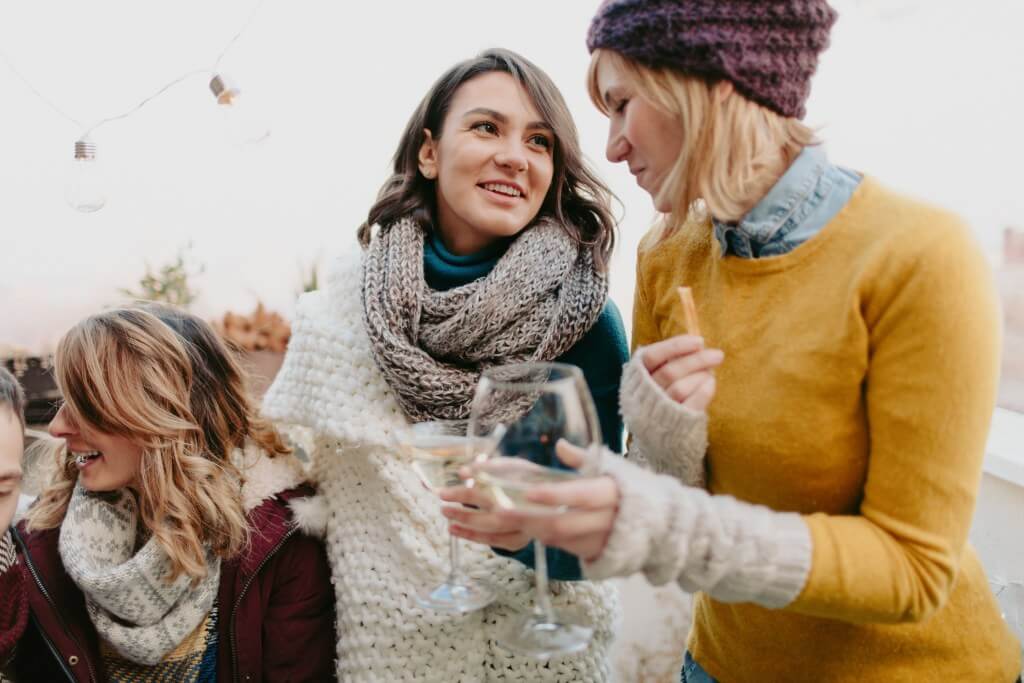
[423,232,513,291]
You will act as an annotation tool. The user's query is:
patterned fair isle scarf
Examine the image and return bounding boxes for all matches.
[101,603,219,682]
[58,485,220,666]
[362,216,608,421]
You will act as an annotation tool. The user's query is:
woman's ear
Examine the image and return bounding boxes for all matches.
[418,129,438,180]
[713,80,734,104]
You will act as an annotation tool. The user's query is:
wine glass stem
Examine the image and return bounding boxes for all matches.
[447,532,463,583]
[532,540,555,622]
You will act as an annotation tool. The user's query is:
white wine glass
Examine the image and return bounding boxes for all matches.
[394,419,500,613]
[468,362,602,658]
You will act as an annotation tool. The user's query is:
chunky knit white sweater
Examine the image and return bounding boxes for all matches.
[262,250,619,682]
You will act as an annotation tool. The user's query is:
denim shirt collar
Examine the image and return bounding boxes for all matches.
[713,145,828,257]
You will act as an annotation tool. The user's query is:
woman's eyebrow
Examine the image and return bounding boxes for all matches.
[462,107,551,131]
[463,107,507,123]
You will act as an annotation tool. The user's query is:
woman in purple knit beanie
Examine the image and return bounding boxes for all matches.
[490,1,1022,681]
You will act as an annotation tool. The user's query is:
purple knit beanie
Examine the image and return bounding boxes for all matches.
[587,0,838,119]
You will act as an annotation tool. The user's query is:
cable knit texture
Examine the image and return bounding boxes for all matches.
[263,248,619,682]
[619,351,707,487]
[586,0,838,119]
[584,451,811,608]
[362,217,607,422]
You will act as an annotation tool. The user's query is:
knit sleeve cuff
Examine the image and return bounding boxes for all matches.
[619,351,708,483]
[746,512,812,609]
[671,502,811,609]
[582,453,813,610]
[582,453,678,581]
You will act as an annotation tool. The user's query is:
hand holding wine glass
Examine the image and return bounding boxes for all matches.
[507,440,620,562]
[468,362,603,658]
[441,441,619,560]
[439,483,532,552]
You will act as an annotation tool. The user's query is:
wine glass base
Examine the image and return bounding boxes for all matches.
[498,612,594,659]
[416,578,496,614]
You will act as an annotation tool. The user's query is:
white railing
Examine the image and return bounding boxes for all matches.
[976,407,1024,655]
[986,407,1024,487]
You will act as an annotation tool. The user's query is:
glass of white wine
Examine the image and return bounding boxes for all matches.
[469,362,602,658]
[395,419,499,613]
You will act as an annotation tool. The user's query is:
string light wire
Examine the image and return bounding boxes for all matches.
[0,0,267,139]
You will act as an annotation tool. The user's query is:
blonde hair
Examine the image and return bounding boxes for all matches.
[28,303,290,583]
[587,49,817,240]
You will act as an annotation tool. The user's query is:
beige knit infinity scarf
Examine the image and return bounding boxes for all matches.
[362,217,608,421]
[58,485,220,666]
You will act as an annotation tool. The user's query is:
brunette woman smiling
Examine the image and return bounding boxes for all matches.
[263,48,627,681]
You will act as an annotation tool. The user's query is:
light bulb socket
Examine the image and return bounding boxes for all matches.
[73,139,96,160]
[210,74,240,105]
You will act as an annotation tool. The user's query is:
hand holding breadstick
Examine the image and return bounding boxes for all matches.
[638,285,722,412]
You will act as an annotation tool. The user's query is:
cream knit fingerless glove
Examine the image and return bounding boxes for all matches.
[583,453,812,609]
[620,350,708,487]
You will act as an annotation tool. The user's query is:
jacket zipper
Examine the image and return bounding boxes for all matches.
[229,525,297,683]
[26,612,75,682]
[11,528,98,683]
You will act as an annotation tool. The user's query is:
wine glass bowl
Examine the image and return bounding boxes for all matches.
[399,420,485,492]
[393,419,499,613]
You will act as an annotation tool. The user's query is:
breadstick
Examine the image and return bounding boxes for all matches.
[676,286,701,337]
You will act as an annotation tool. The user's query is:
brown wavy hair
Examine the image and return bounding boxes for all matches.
[27,303,290,582]
[358,47,618,271]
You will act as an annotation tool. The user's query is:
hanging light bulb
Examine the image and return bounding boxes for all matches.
[65,137,106,213]
[209,74,270,145]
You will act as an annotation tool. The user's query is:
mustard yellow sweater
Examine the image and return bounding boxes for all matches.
[631,177,1020,682]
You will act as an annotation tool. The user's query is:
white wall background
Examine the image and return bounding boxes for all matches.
[1,0,1022,351]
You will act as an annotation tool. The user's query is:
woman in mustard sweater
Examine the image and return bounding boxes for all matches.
[497,1,1022,681]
